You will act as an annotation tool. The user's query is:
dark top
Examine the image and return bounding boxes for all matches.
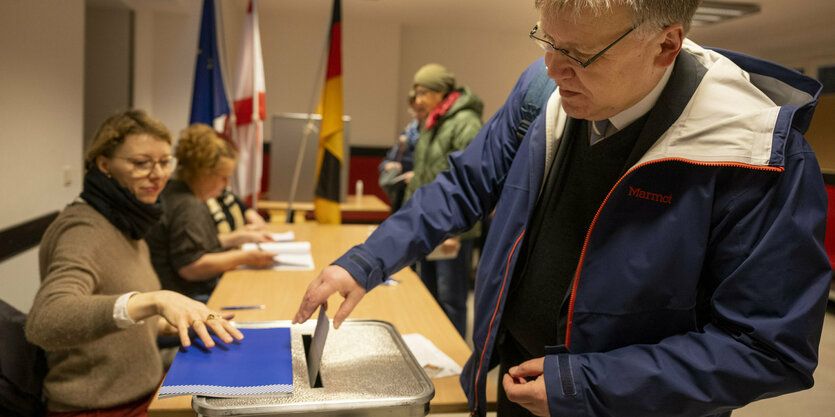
[502,114,648,356]
[146,180,223,299]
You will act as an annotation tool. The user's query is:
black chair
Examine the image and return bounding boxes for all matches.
[0,299,46,416]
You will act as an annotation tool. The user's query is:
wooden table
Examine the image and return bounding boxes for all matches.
[148,223,496,416]
[259,195,390,223]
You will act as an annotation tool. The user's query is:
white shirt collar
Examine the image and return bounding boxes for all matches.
[607,62,674,132]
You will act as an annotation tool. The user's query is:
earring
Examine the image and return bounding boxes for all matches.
[105,172,112,178]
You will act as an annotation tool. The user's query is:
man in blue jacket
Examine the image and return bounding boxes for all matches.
[294,1,831,416]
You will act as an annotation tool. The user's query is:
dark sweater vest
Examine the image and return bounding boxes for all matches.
[502,114,649,357]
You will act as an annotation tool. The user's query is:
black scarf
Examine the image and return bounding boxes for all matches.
[80,167,164,240]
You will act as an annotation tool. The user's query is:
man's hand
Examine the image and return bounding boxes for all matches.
[293,265,366,329]
[502,357,549,416]
[383,161,402,173]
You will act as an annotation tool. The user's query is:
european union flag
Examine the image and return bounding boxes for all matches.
[190,0,230,127]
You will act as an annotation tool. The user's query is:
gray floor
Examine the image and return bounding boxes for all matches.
[432,296,835,416]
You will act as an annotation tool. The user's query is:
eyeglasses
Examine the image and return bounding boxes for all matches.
[414,87,437,98]
[114,156,177,177]
[529,23,638,68]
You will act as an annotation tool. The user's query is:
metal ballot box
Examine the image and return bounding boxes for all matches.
[192,320,434,416]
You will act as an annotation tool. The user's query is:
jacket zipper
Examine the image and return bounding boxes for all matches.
[472,230,525,413]
[563,158,783,348]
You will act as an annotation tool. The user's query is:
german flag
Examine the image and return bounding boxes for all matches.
[314,0,343,224]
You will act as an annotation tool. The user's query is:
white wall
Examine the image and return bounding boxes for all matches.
[0,0,85,312]
[252,7,402,147]
[397,24,542,131]
[149,9,201,138]
[138,1,538,148]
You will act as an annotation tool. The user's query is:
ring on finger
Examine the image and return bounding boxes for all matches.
[206,312,220,321]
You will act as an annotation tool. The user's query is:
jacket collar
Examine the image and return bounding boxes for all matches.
[425,90,462,130]
[545,40,814,171]
[541,49,705,180]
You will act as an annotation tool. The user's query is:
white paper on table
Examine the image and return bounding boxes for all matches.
[270,231,295,242]
[401,333,463,379]
[241,241,314,271]
[272,253,315,270]
[243,241,311,254]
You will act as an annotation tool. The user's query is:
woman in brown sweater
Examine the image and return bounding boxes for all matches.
[25,110,243,416]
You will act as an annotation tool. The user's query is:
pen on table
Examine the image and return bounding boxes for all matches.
[220,304,266,311]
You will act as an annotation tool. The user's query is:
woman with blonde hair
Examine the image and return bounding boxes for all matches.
[145,123,274,301]
[26,110,242,416]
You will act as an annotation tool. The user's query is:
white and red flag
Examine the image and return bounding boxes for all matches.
[231,0,266,207]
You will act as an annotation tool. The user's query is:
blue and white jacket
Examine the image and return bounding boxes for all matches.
[333,40,830,416]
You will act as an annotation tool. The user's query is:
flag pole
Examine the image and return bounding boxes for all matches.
[214,0,236,137]
[285,21,331,223]
[250,0,260,209]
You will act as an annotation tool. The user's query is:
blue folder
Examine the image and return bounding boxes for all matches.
[159,327,293,398]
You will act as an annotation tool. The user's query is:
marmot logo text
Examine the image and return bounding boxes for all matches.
[627,187,672,204]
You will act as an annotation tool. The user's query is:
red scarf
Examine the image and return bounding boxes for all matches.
[424,90,461,130]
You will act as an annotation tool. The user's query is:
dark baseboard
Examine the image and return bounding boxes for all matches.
[349,147,389,158]
[0,212,59,263]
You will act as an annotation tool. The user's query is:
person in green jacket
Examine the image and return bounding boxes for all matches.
[404,63,483,338]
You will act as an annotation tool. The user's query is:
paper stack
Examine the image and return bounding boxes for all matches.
[242,241,315,271]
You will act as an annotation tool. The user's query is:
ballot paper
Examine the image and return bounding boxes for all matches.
[306,307,329,387]
[401,333,463,379]
[271,231,295,242]
[390,172,410,183]
[242,241,315,270]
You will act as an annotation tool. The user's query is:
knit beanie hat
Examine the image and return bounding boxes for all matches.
[413,63,455,95]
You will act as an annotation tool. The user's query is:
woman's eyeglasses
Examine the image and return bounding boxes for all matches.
[114,156,177,177]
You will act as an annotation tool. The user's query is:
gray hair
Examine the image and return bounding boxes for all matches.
[534,0,701,35]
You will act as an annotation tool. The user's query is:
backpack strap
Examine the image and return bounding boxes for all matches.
[516,60,557,142]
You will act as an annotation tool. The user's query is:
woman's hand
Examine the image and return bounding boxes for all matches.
[130,290,244,348]
[219,229,274,249]
[244,208,267,230]
[244,223,267,232]
[157,316,178,336]
[246,250,277,268]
